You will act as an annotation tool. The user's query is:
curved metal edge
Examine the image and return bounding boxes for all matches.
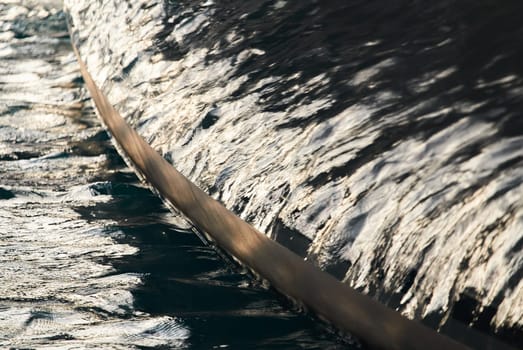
[66,25,470,350]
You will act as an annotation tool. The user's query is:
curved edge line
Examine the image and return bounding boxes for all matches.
[68,30,469,350]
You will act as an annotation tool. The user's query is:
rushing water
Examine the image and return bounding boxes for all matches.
[0,1,352,348]
[66,0,523,348]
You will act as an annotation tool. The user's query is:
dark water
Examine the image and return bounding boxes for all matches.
[0,1,352,349]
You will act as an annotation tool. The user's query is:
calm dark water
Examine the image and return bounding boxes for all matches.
[0,1,353,349]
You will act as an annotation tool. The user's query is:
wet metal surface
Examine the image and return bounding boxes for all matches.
[0,1,349,349]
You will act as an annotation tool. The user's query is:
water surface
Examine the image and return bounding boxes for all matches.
[0,1,352,348]
[66,0,523,348]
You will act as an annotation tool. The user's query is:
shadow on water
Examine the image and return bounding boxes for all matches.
[74,174,353,349]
